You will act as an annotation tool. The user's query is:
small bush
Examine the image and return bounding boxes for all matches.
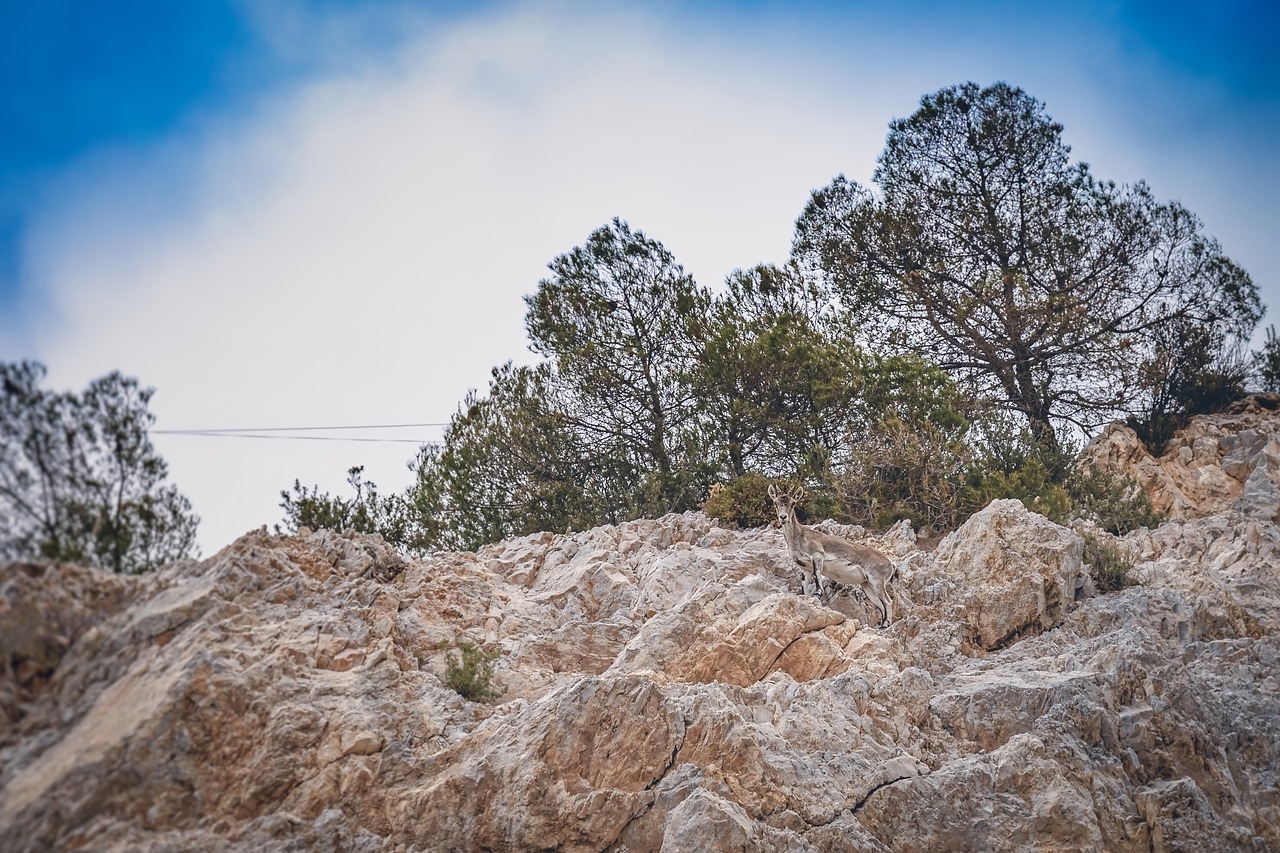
[1067,465,1166,534]
[1253,324,1280,393]
[703,473,778,528]
[1083,533,1137,592]
[278,465,437,556]
[1128,318,1250,454]
[442,639,505,701]
[833,417,970,532]
[704,474,839,528]
[959,455,1073,526]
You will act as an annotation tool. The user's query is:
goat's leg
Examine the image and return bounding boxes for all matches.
[799,559,819,597]
[863,581,891,627]
[812,557,836,600]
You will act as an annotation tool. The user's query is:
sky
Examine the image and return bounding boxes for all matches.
[2,0,1277,554]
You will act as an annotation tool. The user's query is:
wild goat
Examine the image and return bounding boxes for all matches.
[768,484,895,627]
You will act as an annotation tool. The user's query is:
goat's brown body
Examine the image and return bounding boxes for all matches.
[770,485,895,626]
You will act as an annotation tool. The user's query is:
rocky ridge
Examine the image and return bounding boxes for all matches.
[1,408,1279,851]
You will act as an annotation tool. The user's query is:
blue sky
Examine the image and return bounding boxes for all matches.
[1,1,246,288]
[2,0,1277,550]
[0,0,469,291]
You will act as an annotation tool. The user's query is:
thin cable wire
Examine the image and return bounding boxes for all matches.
[152,422,449,434]
[152,431,442,445]
[150,421,448,444]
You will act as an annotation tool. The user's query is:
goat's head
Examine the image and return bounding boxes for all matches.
[767,483,806,526]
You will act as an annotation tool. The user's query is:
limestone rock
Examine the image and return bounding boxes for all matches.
[933,499,1086,650]
[1082,397,1280,523]
[3,411,1280,850]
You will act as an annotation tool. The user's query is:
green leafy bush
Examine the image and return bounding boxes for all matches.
[833,417,970,532]
[704,474,844,528]
[442,639,505,701]
[1083,533,1137,592]
[1253,324,1280,393]
[960,455,1165,536]
[703,473,776,528]
[1066,465,1166,535]
[279,465,436,555]
[959,412,1068,516]
[959,456,1073,526]
[1128,317,1251,454]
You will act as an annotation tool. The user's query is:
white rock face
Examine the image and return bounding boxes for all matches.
[2,412,1280,851]
[933,499,1086,650]
[1081,394,1280,523]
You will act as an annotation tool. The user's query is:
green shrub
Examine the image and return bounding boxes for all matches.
[1067,465,1166,534]
[707,422,1166,541]
[957,410,1069,517]
[959,455,1073,526]
[703,474,842,528]
[832,417,970,532]
[1253,324,1280,393]
[711,471,849,525]
[703,473,776,528]
[1126,317,1250,454]
[442,639,505,701]
[1083,533,1137,592]
[279,465,435,555]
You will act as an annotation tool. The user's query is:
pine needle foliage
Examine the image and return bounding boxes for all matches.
[442,639,505,702]
[1083,534,1138,593]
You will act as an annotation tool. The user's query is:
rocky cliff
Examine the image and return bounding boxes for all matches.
[2,408,1279,852]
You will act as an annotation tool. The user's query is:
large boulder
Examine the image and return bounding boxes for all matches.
[933,499,1086,650]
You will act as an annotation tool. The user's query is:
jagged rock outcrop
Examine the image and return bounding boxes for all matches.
[1081,393,1280,523]
[3,412,1280,851]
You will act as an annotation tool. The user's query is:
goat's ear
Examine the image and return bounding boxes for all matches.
[767,484,778,499]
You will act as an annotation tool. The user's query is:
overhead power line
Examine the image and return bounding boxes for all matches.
[150,421,448,445]
[152,422,449,433]
[154,431,440,444]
